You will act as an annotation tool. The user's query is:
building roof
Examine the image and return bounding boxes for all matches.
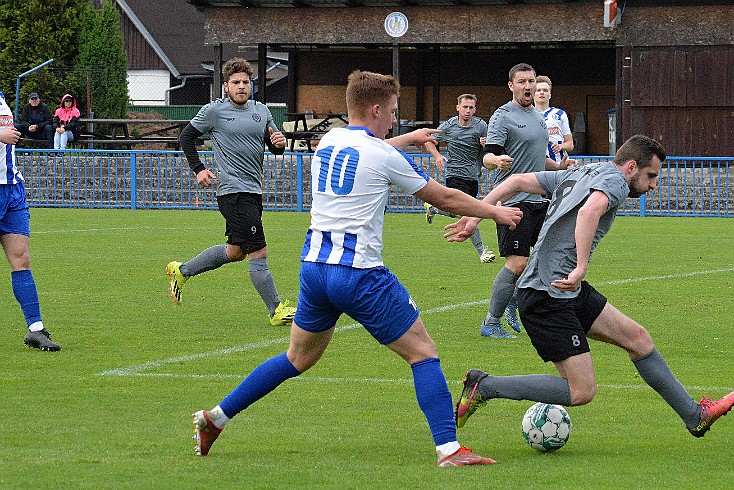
[187,0,727,7]
[188,0,587,7]
[118,0,212,76]
[117,0,288,83]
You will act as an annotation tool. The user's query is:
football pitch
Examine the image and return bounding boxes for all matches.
[2,208,732,489]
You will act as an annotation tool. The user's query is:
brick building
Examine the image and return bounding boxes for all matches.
[187,0,734,156]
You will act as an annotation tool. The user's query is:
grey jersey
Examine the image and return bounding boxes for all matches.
[517,161,630,298]
[436,116,487,180]
[190,98,278,195]
[486,101,548,206]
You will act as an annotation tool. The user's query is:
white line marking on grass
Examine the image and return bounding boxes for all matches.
[96,371,734,392]
[33,226,194,234]
[98,302,483,377]
[598,267,734,286]
[97,268,734,379]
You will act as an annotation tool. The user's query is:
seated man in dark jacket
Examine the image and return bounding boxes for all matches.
[15,93,53,148]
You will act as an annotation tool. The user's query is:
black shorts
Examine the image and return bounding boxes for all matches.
[517,282,607,363]
[446,176,479,198]
[496,201,548,257]
[216,192,266,254]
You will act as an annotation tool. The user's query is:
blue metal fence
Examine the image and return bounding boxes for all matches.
[15,149,734,217]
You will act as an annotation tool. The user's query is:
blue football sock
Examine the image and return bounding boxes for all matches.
[219,352,300,419]
[411,357,456,446]
[11,270,42,326]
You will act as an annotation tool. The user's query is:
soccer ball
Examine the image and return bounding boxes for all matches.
[521,403,572,452]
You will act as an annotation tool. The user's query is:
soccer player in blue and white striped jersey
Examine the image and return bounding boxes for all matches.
[0,93,60,351]
[191,70,522,466]
[534,76,574,165]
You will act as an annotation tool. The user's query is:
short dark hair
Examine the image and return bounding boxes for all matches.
[222,58,254,82]
[614,134,666,168]
[509,63,535,82]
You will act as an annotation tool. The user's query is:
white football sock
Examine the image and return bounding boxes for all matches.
[28,321,44,332]
[208,405,231,429]
[436,441,461,460]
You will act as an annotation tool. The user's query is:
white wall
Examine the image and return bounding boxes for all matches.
[127,69,170,106]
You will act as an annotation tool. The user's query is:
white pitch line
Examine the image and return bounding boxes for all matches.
[97,267,734,379]
[93,372,734,393]
[33,226,200,234]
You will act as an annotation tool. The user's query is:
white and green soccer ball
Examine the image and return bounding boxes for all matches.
[521,403,572,452]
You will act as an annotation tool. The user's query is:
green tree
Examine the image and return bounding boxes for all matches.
[0,0,88,111]
[74,0,128,119]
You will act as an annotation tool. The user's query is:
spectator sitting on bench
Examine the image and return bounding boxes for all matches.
[15,92,53,148]
[52,94,80,150]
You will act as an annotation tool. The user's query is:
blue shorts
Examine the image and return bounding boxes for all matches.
[0,183,30,237]
[293,262,420,345]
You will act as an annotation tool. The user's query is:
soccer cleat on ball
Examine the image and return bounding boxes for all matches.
[455,369,489,428]
[192,410,223,456]
[521,402,572,452]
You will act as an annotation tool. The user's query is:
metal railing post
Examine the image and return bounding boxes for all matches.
[296,153,304,212]
[130,153,137,210]
[14,59,54,118]
[639,193,646,216]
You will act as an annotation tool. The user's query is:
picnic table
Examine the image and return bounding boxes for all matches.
[77,118,192,149]
[282,112,349,152]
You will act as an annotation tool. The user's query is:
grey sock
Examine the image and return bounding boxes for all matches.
[469,229,484,255]
[180,244,228,277]
[479,374,572,406]
[249,257,281,317]
[485,267,520,323]
[632,348,700,429]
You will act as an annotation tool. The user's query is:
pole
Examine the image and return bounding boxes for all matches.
[393,39,400,136]
[15,59,54,119]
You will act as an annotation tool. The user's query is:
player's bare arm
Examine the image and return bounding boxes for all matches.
[545,154,575,171]
[486,172,546,204]
[268,127,286,149]
[551,190,608,292]
[386,128,439,150]
[443,215,482,242]
[423,140,446,170]
[415,179,521,228]
[482,152,513,171]
[444,172,542,242]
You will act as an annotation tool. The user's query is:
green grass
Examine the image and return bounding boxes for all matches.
[2,209,733,489]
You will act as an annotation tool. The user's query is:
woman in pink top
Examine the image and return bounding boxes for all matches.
[52,94,80,149]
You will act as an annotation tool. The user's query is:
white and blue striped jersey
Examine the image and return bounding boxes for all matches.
[0,97,22,185]
[542,107,572,164]
[301,126,429,269]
